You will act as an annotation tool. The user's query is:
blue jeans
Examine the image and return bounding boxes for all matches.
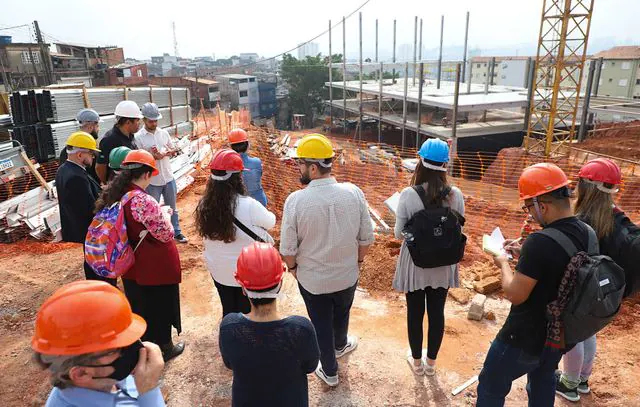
[476,338,562,407]
[299,283,357,377]
[146,180,181,236]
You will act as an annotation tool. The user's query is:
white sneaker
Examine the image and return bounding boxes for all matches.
[315,363,339,387]
[406,350,425,375]
[335,336,358,359]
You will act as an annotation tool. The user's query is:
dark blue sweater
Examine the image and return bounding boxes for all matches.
[219,313,320,407]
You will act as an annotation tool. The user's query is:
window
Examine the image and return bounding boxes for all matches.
[137,70,143,77]
[619,79,628,87]
[483,73,486,77]
[476,63,481,68]
[622,61,632,70]
[608,78,613,83]
[636,79,640,85]
[239,90,248,97]
[249,78,256,82]
[21,51,40,64]
[483,63,487,67]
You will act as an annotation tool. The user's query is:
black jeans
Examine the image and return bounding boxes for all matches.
[405,286,448,361]
[214,280,251,316]
[299,282,357,377]
[83,261,116,287]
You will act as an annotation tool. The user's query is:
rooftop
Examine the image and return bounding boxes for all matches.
[108,62,146,69]
[182,77,218,85]
[217,74,256,80]
[594,46,640,60]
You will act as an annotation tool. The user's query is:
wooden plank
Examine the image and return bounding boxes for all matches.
[19,151,52,193]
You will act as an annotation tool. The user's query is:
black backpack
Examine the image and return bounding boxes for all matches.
[540,224,625,345]
[402,185,466,268]
[605,211,640,297]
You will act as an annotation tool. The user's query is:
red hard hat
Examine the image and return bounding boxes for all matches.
[235,243,285,291]
[228,128,249,145]
[208,149,245,181]
[578,158,622,186]
[518,163,571,200]
[121,150,159,176]
[32,281,146,356]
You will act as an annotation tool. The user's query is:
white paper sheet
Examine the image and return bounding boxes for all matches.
[482,227,511,258]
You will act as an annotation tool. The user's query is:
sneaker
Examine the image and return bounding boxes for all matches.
[406,350,424,375]
[424,360,436,377]
[174,234,188,244]
[577,380,590,394]
[556,379,580,402]
[315,363,339,387]
[335,336,358,359]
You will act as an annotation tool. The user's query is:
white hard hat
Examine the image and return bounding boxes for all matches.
[114,100,143,119]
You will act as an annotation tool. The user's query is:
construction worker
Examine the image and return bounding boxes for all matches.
[135,102,187,244]
[477,163,592,407]
[60,108,102,184]
[96,150,184,362]
[55,131,113,285]
[108,146,132,177]
[96,100,142,184]
[279,134,375,387]
[32,281,166,406]
[228,128,268,207]
[219,242,320,406]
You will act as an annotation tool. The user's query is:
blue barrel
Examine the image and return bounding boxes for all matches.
[0,36,12,45]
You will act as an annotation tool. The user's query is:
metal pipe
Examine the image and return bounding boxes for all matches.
[437,15,444,89]
[359,12,363,141]
[392,19,397,84]
[449,63,461,175]
[343,16,347,134]
[417,62,424,148]
[593,57,603,96]
[378,62,383,143]
[419,19,423,61]
[375,19,379,63]
[489,57,496,86]
[402,62,408,148]
[462,11,469,83]
[578,61,597,142]
[413,16,418,86]
[329,20,333,130]
[467,59,473,94]
[523,58,536,133]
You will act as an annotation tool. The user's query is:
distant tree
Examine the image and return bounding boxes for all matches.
[365,58,372,63]
[280,53,343,127]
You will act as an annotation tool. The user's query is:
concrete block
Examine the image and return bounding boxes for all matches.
[467,293,487,321]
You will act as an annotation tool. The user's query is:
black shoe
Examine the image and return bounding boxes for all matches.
[556,379,580,402]
[161,341,185,362]
[174,234,188,244]
[577,379,590,394]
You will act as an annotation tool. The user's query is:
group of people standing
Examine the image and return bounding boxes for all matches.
[33,124,637,407]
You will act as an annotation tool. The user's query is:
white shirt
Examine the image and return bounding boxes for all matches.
[134,127,175,186]
[203,195,276,287]
[279,177,375,295]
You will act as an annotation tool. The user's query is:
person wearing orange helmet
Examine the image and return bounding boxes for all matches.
[477,163,592,407]
[95,150,184,362]
[555,158,636,402]
[228,128,268,207]
[32,281,166,406]
[219,243,320,406]
[195,149,276,316]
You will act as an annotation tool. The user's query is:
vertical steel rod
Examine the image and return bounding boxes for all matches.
[523,58,536,132]
[417,62,424,148]
[489,57,496,86]
[329,20,333,130]
[419,19,423,61]
[343,16,347,134]
[359,12,363,141]
[437,15,444,89]
[402,62,408,148]
[378,62,383,143]
[375,19,379,63]
[450,63,461,175]
[593,57,603,96]
[462,11,470,83]
[578,61,596,142]
[467,60,473,94]
[392,19,397,84]
[413,16,418,86]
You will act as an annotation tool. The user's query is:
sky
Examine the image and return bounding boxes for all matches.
[2,0,639,61]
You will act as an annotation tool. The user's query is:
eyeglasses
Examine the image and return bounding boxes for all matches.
[521,200,551,213]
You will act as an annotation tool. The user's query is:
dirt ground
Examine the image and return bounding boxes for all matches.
[2,182,640,407]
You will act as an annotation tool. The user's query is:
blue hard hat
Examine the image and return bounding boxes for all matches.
[418,138,450,163]
[76,108,102,123]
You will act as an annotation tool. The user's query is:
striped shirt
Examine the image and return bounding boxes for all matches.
[280,177,375,294]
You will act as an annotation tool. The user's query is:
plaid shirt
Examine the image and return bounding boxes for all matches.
[280,177,375,295]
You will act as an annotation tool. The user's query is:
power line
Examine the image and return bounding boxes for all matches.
[0,24,30,32]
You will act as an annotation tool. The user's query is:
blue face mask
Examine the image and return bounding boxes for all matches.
[89,340,143,381]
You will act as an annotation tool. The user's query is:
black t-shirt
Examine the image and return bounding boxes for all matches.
[97,125,137,181]
[219,314,320,407]
[497,216,590,355]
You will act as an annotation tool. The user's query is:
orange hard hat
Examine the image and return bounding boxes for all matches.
[32,281,146,356]
[518,163,571,200]
[121,150,159,176]
[228,128,249,145]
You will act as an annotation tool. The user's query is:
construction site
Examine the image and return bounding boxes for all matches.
[2,0,640,406]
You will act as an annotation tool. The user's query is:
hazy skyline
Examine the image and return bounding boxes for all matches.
[2,0,639,61]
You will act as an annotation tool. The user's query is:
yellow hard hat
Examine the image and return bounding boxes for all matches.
[295,134,335,160]
[65,131,100,152]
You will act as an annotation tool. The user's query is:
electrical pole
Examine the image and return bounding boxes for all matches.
[33,20,53,85]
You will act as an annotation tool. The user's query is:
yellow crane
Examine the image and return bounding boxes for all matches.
[525,0,594,157]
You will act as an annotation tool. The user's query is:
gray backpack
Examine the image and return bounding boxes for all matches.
[540,223,626,345]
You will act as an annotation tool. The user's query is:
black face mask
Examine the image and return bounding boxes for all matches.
[90,340,143,381]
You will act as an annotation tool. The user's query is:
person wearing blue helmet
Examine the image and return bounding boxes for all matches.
[392,138,465,376]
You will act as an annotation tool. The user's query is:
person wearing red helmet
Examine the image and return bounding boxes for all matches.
[555,158,637,402]
[95,150,184,362]
[219,243,320,407]
[195,149,276,316]
[32,281,166,406]
[477,163,592,407]
[228,128,268,207]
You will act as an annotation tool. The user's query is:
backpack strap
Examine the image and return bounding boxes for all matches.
[121,190,144,206]
[412,185,452,209]
[412,185,430,210]
[234,217,266,243]
[537,222,599,257]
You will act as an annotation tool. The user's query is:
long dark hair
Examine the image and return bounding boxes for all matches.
[94,167,153,212]
[194,171,247,242]
[410,159,450,203]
